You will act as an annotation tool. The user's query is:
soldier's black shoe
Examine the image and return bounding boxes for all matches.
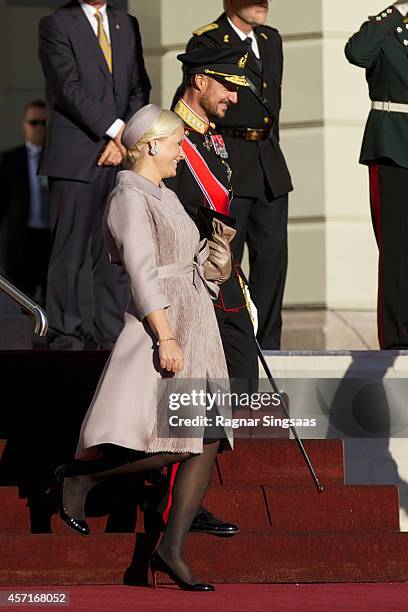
[189,509,239,537]
[145,507,239,536]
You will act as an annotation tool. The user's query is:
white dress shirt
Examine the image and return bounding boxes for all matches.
[394,2,408,17]
[79,1,124,138]
[26,142,48,229]
[79,0,111,41]
[227,16,260,59]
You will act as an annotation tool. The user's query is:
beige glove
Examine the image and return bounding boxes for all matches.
[203,219,236,284]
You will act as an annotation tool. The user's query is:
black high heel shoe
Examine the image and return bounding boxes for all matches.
[150,551,215,592]
[54,464,90,537]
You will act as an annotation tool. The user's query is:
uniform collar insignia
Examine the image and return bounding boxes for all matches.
[238,52,248,69]
[174,99,210,134]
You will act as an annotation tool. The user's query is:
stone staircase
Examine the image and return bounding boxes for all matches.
[1,351,408,585]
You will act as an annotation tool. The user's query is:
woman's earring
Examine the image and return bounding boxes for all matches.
[150,143,159,156]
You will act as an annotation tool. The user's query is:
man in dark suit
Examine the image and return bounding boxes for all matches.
[345,2,408,349]
[174,0,293,350]
[38,0,151,349]
[0,100,50,304]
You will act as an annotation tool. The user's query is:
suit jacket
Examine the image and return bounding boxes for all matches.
[346,5,408,167]
[165,128,247,312]
[0,145,31,274]
[38,0,151,182]
[174,13,292,198]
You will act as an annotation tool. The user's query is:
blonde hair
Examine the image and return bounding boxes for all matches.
[125,110,183,168]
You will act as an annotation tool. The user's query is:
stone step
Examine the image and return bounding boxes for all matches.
[0,483,398,535]
[217,439,344,485]
[2,532,408,585]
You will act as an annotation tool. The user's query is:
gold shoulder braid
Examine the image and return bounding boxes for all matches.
[193,22,219,36]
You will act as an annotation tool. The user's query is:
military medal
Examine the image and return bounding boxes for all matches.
[210,134,229,159]
[203,133,212,151]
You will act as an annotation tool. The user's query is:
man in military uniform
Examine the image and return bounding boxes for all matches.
[168,47,259,399]
[173,0,293,350]
[160,47,259,536]
[346,2,408,349]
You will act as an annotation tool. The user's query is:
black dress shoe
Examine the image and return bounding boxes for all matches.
[54,465,90,536]
[190,509,239,537]
[150,551,215,591]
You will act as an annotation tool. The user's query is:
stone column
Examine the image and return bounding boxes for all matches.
[274,0,386,349]
[0,0,48,150]
[0,0,127,149]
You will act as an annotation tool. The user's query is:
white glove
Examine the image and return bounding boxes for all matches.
[394,1,408,16]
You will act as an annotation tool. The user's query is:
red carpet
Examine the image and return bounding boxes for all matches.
[2,352,408,586]
[1,584,407,611]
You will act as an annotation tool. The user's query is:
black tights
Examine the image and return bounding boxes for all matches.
[62,440,220,584]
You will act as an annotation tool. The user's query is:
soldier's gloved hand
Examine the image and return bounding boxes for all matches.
[394,1,408,16]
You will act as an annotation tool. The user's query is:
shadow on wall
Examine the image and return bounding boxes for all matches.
[323,354,408,524]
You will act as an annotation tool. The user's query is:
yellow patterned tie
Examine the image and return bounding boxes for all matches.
[94,9,112,73]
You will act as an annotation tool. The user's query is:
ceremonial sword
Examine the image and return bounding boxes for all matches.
[237,267,324,493]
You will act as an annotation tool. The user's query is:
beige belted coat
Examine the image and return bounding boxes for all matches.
[75,171,233,456]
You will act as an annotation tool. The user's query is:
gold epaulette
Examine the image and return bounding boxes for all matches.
[193,22,219,37]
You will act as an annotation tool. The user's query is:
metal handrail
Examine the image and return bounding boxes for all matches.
[0,275,48,336]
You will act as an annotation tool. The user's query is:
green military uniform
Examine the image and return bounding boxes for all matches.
[346,4,408,348]
[346,4,408,166]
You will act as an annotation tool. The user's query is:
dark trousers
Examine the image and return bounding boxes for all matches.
[230,193,288,350]
[8,228,51,305]
[369,161,408,349]
[215,306,259,389]
[46,169,129,346]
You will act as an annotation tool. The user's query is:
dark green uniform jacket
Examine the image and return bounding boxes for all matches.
[346,4,408,167]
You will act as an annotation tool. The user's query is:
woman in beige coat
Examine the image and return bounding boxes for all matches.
[56,105,233,592]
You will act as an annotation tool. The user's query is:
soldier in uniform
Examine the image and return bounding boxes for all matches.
[160,47,259,536]
[173,0,293,350]
[346,2,408,349]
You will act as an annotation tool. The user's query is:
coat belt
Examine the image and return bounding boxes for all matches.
[372,100,408,114]
[157,239,219,300]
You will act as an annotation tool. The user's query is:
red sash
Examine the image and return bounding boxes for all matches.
[182,136,230,216]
